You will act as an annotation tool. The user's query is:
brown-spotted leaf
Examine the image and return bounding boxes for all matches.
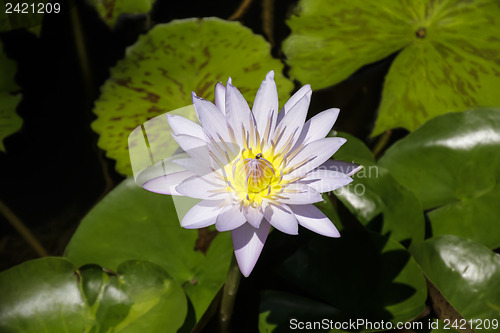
[92,17,293,175]
[89,0,155,28]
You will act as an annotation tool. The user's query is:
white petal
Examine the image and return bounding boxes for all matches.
[232,220,271,277]
[298,108,340,145]
[181,199,223,229]
[253,71,278,137]
[205,139,239,171]
[273,89,311,153]
[286,137,347,178]
[173,157,212,176]
[320,159,363,177]
[192,92,231,143]
[264,204,298,235]
[244,205,264,228]
[166,114,205,140]
[171,133,209,161]
[277,84,312,123]
[216,205,246,231]
[142,171,194,195]
[289,204,340,237]
[214,82,226,114]
[176,173,230,200]
[171,134,234,172]
[301,169,353,193]
[280,183,324,204]
[225,81,253,146]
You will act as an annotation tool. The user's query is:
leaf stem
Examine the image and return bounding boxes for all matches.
[372,130,392,158]
[69,0,93,106]
[0,199,48,257]
[262,0,275,46]
[220,254,241,333]
[69,1,115,201]
[228,0,254,21]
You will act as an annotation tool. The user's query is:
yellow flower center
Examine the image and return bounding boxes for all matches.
[241,153,275,193]
[225,148,284,206]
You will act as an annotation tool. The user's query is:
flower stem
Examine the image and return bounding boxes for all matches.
[0,199,48,257]
[262,0,275,46]
[228,0,254,21]
[372,130,392,158]
[220,254,241,333]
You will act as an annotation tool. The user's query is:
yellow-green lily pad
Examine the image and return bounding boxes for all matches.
[92,17,293,175]
[89,0,155,28]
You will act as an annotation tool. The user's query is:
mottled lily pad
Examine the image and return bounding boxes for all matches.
[89,0,155,28]
[379,109,500,249]
[92,17,293,175]
[0,41,22,152]
[283,0,500,135]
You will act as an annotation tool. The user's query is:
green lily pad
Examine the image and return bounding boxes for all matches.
[92,17,293,175]
[89,0,155,28]
[0,0,49,33]
[0,40,22,152]
[278,229,427,331]
[333,132,424,244]
[64,178,233,323]
[283,0,500,135]
[379,108,500,249]
[0,257,92,332]
[412,235,500,331]
[259,310,279,333]
[0,257,186,332]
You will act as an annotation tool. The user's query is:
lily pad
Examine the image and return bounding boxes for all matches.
[89,0,155,28]
[0,257,92,332]
[64,178,233,323]
[0,40,22,152]
[411,235,500,331]
[379,108,500,249]
[283,0,500,135]
[0,257,186,332]
[92,17,293,175]
[333,132,424,244]
[278,229,427,331]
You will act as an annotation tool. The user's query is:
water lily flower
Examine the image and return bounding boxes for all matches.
[143,71,361,276]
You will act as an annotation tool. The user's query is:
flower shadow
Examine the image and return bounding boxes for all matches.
[259,228,423,332]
